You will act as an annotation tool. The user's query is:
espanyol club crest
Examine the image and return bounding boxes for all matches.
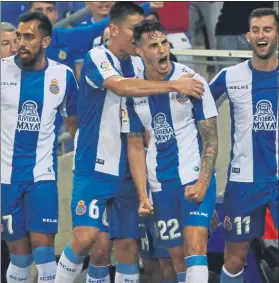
[49,79,60,95]
[176,93,188,104]
[76,200,87,216]
[223,216,232,231]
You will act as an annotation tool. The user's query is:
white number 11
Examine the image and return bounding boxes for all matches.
[234,216,250,235]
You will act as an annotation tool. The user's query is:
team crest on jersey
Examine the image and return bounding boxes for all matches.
[176,93,189,104]
[17,100,40,132]
[100,61,111,71]
[223,216,232,231]
[49,79,60,95]
[253,100,276,131]
[58,50,67,60]
[76,200,87,216]
[153,113,175,144]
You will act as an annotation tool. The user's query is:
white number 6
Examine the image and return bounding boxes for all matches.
[89,200,99,219]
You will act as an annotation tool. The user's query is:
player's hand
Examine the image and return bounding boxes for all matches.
[209,209,219,232]
[150,2,164,9]
[138,198,154,216]
[185,179,208,203]
[174,74,204,100]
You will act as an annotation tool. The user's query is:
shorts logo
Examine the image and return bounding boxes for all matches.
[100,61,111,71]
[154,223,160,238]
[232,167,240,173]
[176,93,189,104]
[17,100,40,132]
[49,79,60,95]
[223,216,232,231]
[1,223,4,233]
[153,113,175,144]
[194,166,200,172]
[76,200,87,216]
[253,100,276,131]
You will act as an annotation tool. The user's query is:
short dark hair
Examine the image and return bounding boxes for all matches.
[19,11,53,37]
[249,8,279,28]
[29,1,56,9]
[133,20,166,46]
[109,2,144,24]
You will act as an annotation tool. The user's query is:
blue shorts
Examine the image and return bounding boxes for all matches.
[72,173,140,239]
[1,181,58,241]
[222,181,278,242]
[139,215,170,259]
[152,176,216,248]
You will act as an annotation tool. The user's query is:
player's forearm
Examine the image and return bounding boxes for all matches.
[127,133,148,200]
[198,117,218,186]
[112,78,177,97]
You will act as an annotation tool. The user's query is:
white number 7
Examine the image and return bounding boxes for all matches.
[2,215,14,235]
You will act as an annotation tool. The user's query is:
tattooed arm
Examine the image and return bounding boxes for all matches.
[198,117,218,186]
[127,132,153,216]
[185,117,218,203]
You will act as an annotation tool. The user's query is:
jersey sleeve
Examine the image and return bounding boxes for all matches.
[123,97,145,133]
[209,69,228,108]
[191,74,219,121]
[56,16,109,52]
[59,69,78,117]
[84,50,120,89]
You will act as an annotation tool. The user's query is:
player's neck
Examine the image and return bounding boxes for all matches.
[251,54,278,72]
[106,40,129,60]
[145,63,172,82]
[20,55,47,72]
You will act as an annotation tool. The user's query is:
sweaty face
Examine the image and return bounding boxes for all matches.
[30,2,58,25]
[87,2,114,19]
[17,21,45,67]
[1,31,19,58]
[247,15,278,60]
[116,14,145,56]
[138,31,171,75]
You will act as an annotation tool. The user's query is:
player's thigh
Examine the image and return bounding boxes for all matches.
[24,181,58,235]
[268,181,278,229]
[71,174,114,232]
[182,175,216,229]
[109,177,140,239]
[152,182,183,249]
[1,183,26,242]
[222,181,267,242]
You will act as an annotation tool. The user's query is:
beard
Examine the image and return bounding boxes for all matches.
[18,45,44,68]
[251,40,278,60]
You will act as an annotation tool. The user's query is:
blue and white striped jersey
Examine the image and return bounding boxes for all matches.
[1,55,78,184]
[210,60,278,182]
[124,62,218,192]
[73,45,143,178]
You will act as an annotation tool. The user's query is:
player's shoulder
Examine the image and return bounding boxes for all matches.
[47,58,75,75]
[219,60,250,78]
[87,45,108,60]
[1,55,17,69]
[131,56,145,78]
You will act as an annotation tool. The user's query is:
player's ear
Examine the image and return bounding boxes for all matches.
[135,46,143,58]
[109,23,119,38]
[42,36,51,49]
[246,32,251,43]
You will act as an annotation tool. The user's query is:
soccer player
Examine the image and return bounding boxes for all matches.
[126,20,218,283]
[1,22,19,58]
[209,8,278,283]
[1,11,78,283]
[54,2,205,283]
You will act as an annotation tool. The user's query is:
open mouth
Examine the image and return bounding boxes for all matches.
[256,41,268,48]
[159,55,168,64]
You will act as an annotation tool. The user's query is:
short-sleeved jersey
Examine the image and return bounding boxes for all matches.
[125,62,218,191]
[73,45,144,178]
[1,55,78,184]
[210,60,278,182]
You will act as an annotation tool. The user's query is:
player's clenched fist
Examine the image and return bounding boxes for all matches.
[138,198,154,216]
[150,2,164,9]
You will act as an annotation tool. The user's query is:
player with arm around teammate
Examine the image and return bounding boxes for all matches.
[126,20,218,283]
[209,8,278,283]
[1,11,78,283]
